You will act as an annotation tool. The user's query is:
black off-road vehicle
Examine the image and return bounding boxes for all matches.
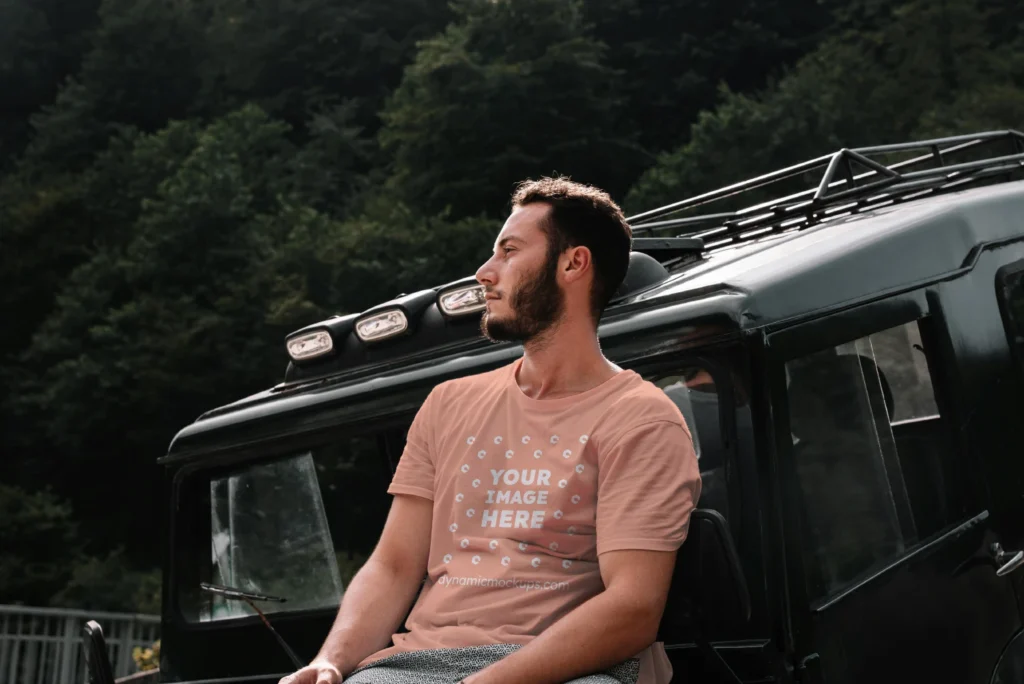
[87,130,1024,684]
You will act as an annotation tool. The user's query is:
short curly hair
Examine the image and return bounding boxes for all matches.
[511,177,632,322]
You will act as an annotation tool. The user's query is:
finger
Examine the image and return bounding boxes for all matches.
[281,670,310,684]
[315,665,342,684]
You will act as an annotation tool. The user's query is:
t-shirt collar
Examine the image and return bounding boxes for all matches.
[508,356,636,411]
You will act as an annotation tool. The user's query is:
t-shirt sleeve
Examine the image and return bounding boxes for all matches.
[596,419,702,556]
[387,385,443,501]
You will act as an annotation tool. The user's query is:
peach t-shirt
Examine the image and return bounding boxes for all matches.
[359,357,701,683]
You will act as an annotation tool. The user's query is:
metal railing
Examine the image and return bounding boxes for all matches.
[0,605,159,684]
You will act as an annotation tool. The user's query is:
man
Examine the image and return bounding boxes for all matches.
[280,178,701,684]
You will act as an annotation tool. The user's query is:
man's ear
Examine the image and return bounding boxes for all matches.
[562,245,592,284]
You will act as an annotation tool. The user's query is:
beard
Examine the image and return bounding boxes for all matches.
[480,249,564,344]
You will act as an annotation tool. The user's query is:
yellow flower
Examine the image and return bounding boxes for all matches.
[132,640,161,671]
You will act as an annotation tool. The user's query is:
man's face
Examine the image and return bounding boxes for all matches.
[474,203,564,344]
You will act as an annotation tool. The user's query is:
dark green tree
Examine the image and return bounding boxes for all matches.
[380,0,646,219]
[0,121,205,380]
[583,0,832,155]
[50,550,162,614]
[0,480,161,611]
[0,0,59,167]
[625,0,1024,215]
[301,196,497,312]
[12,104,489,562]
[24,0,208,171]
[0,485,77,606]
[0,0,102,166]
[199,0,453,138]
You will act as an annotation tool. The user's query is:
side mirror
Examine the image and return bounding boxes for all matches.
[659,509,751,643]
[83,620,116,684]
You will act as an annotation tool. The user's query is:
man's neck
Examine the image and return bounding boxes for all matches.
[516,319,620,400]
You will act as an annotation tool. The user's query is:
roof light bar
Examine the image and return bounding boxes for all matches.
[286,330,333,361]
[355,309,409,342]
[438,284,486,317]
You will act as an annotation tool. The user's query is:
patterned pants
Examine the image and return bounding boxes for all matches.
[344,644,640,684]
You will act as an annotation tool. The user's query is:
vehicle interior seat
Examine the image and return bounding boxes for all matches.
[839,352,949,538]
[787,352,905,597]
[661,381,730,523]
[610,252,671,302]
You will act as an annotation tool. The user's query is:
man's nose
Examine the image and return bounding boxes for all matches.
[476,256,496,286]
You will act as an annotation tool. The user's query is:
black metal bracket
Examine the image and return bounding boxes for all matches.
[632,236,705,259]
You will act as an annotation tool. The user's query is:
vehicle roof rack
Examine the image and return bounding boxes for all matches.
[626,130,1024,250]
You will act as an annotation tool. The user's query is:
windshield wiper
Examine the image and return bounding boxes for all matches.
[200,582,289,603]
[200,582,305,669]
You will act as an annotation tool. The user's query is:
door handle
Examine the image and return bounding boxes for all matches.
[990,543,1024,577]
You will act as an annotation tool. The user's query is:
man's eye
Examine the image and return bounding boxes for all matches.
[503,247,515,255]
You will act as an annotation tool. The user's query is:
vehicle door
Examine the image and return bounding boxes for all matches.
[937,244,1024,618]
[633,349,783,683]
[765,289,1023,684]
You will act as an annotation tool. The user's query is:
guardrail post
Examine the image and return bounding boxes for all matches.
[0,611,12,684]
[59,613,77,684]
[24,614,38,684]
[114,616,134,677]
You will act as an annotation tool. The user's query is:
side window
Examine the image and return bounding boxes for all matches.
[997,259,1024,373]
[785,320,960,600]
[651,366,731,523]
[835,321,939,423]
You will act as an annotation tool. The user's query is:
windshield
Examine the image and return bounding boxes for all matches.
[205,453,342,620]
[176,432,396,622]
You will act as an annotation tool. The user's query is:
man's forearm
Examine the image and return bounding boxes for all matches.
[315,558,422,674]
[463,589,661,684]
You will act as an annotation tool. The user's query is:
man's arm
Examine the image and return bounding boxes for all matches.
[280,494,433,683]
[462,548,677,684]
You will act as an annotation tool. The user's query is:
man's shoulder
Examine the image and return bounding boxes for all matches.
[429,361,513,401]
[601,374,690,436]
[613,372,685,416]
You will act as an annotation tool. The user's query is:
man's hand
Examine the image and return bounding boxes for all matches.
[278,658,343,684]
